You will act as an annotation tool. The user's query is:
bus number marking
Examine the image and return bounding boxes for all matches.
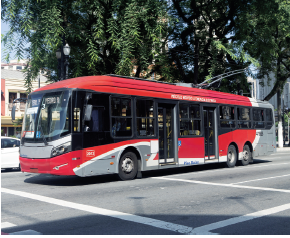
[86,150,95,157]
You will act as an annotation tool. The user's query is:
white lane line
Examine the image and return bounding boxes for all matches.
[189,203,290,235]
[1,188,193,235]
[1,222,16,229]
[153,177,290,193]
[166,162,290,178]
[232,174,290,185]
[9,229,42,235]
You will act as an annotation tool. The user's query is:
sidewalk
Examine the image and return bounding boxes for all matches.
[276,146,290,151]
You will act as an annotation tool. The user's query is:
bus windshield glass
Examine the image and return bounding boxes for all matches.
[22,91,71,142]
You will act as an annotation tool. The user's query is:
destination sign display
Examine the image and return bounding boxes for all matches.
[171,94,217,103]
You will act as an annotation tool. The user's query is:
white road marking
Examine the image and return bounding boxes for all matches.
[9,229,42,235]
[166,162,290,177]
[1,222,16,229]
[153,177,290,193]
[189,203,290,235]
[1,188,193,234]
[232,174,290,185]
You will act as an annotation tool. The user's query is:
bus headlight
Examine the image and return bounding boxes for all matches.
[51,142,71,158]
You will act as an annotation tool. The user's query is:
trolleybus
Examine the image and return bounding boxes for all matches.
[18,75,276,180]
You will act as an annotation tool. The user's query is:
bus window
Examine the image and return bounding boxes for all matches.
[220,106,235,128]
[179,103,201,136]
[237,107,251,128]
[111,97,132,137]
[74,108,81,132]
[136,99,155,137]
[265,109,273,129]
[253,108,265,129]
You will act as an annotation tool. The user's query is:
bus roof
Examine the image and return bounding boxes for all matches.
[34,75,253,106]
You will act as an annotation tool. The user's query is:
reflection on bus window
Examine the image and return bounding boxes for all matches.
[136,99,155,137]
[179,104,201,136]
[111,97,132,137]
[74,108,81,132]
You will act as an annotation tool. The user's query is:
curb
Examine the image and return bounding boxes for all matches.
[276,147,290,151]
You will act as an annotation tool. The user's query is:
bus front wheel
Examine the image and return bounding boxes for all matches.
[226,145,237,168]
[118,151,138,181]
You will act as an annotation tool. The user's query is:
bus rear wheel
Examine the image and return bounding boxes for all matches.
[226,145,237,168]
[240,145,251,166]
[118,151,138,181]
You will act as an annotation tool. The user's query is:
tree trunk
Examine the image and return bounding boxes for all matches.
[277,89,283,148]
[193,39,199,84]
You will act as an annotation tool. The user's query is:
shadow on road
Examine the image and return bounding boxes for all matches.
[22,158,271,187]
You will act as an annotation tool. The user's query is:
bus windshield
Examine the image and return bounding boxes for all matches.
[22,91,71,142]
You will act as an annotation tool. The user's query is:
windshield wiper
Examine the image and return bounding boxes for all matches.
[37,123,48,146]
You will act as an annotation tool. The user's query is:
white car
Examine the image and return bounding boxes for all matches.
[1,136,21,171]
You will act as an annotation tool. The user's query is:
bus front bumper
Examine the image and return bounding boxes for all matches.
[20,151,83,176]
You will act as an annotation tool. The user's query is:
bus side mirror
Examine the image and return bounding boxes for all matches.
[11,105,16,121]
[84,104,92,121]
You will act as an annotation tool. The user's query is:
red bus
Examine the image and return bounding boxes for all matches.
[19,75,276,180]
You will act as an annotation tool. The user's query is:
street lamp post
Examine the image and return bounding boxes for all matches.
[63,44,71,80]
[56,43,71,81]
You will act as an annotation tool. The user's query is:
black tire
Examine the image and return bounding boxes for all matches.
[226,145,237,168]
[240,145,251,166]
[118,151,138,181]
[18,163,21,171]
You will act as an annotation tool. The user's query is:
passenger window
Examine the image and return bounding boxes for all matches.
[237,107,251,128]
[179,104,201,136]
[111,97,132,137]
[136,99,155,137]
[111,97,131,117]
[265,109,273,129]
[74,108,81,132]
[220,106,235,128]
[253,108,265,129]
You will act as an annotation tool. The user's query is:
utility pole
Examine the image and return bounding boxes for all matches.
[278,89,283,148]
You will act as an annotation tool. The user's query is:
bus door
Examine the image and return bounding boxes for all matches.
[203,107,218,161]
[158,103,177,165]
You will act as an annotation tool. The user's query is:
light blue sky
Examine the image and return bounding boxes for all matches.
[1,21,10,62]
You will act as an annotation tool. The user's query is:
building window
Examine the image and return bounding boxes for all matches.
[220,106,235,128]
[20,93,27,110]
[16,66,22,70]
[179,103,201,136]
[9,92,17,103]
[8,92,17,110]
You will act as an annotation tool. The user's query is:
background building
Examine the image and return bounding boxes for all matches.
[247,75,290,109]
[1,60,50,137]
[248,75,290,145]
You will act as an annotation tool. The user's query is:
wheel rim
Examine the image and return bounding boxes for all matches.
[121,157,134,173]
[228,150,235,163]
[243,150,249,161]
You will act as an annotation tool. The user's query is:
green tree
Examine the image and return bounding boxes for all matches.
[1,0,168,92]
[240,0,290,101]
[236,0,290,147]
[152,0,257,95]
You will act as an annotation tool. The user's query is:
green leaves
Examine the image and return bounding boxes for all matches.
[2,0,169,92]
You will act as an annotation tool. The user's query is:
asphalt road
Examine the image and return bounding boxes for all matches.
[1,151,290,235]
